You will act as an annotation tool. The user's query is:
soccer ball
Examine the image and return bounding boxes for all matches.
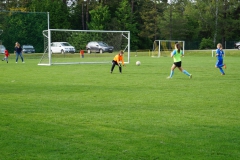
[136,61,141,66]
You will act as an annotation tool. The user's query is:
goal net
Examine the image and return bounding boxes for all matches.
[39,29,130,66]
[152,40,185,57]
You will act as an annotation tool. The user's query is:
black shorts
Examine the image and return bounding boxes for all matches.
[174,61,182,67]
[112,60,118,65]
[112,60,121,66]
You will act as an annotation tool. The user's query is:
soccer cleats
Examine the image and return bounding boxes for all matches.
[223,64,227,69]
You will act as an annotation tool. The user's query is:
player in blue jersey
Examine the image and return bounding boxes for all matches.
[215,43,226,75]
[167,43,192,79]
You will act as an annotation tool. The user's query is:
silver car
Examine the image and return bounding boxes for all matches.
[86,41,114,54]
[22,45,35,53]
[0,45,6,54]
[234,41,240,50]
[51,42,75,54]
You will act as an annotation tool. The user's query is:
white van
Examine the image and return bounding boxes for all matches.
[51,42,75,54]
[0,45,6,54]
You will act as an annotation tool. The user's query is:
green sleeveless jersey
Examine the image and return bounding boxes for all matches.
[172,49,183,62]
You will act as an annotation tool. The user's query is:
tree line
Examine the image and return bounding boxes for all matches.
[0,0,240,52]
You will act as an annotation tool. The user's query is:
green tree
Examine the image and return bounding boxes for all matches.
[215,0,240,46]
[184,1,201,41]
[135,0,162,49]
[158,0,189,40]
[185,0,240,48]
[0,11,48,52]
[138,0,160,40]
[199,37,214,49]
[87,3,111,30]
[29,0,70,29]
[115,0,139,50]
[28,0,71,50]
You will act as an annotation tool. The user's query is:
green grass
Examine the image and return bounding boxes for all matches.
[0,50,240,160]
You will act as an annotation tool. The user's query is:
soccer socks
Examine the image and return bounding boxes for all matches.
[219,67,225,74]
[119,66,122,73]
[169,70,192,78]
[169,70,174,77]
[183,70,191,76]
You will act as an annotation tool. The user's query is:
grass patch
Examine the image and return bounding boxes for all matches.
[0,50,239,159]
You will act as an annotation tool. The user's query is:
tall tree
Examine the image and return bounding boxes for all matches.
[87,3,111,30]
[183,1,201,41]
[115,0,139,49]
[1,11,48,52]
[138,0,160,40]
[29,0,70,29]
[186,0,240,47]
[158,0,189,40]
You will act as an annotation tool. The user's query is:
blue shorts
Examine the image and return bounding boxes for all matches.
[216,59,223,67]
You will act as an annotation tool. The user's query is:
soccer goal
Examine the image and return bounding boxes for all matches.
[152,40,185,57]
[38,29,130,66]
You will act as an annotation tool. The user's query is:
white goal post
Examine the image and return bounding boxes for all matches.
[152,40,185,57]
[39,29,130,66]
[212,50,216,57]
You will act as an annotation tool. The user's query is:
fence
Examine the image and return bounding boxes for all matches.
[185,41,238,50]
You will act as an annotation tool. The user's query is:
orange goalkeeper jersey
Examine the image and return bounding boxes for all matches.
[113,54,124,65]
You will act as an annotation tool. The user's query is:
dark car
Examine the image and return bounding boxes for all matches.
[234,41,240,50]
[22,45,35,53]
[86,41,114,54]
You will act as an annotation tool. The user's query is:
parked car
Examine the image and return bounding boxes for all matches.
[234,41,240,50]
[0,45,6,54]
[86,41,114,54]
[51,42,75,54]
[22,45,35,53]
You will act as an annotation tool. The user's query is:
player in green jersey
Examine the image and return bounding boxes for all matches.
[167,43,192,79]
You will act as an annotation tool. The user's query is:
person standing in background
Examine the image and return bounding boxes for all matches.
[14,42,24,63]
[80,49,84,58]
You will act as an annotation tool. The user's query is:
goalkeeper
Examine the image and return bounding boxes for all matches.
[110,50,124,74]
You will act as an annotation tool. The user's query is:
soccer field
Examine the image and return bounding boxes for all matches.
[0,51,239,159]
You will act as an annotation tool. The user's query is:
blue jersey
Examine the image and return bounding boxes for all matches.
[15,46,22,53]
[216,49,224,60]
